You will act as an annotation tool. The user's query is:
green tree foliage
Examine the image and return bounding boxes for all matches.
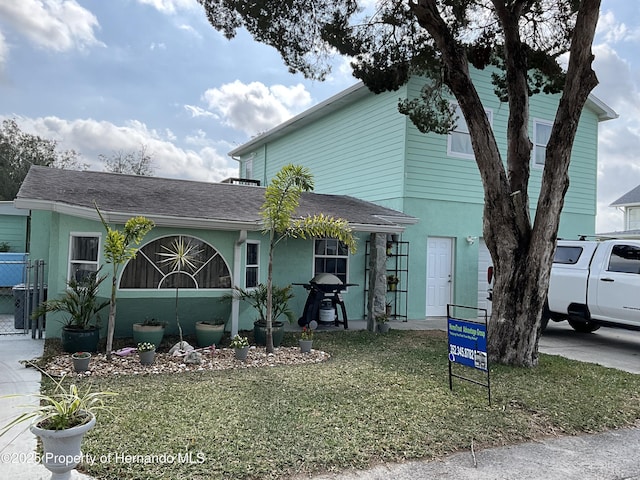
[198,0,602,366]
[99,144,154,176]
[0,118,83,200]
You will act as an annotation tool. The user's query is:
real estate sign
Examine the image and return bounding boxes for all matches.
[447,317,487,371]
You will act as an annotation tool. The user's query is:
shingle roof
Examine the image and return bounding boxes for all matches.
[610,184,640,207]
[15,166,416,232]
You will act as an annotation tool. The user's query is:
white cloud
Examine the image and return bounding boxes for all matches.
[184,104,216,118]
[0,0,103,52]
[136,0,198,15]
[178,24,201,38]
[592,41,640,233]
[597,10,629,44]
[5,115,238,183]
[0,30,7,68]
[202,80,312,136]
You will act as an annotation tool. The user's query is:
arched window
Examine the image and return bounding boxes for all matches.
[120,235,231,289]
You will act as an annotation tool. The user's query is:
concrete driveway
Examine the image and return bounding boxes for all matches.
[539,321,640,374]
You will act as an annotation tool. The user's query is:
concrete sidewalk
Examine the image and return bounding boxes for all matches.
[0,334,93,480]
[307,426,640,480]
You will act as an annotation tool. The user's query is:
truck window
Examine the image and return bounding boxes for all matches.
[553,246,583,264]
[608,245,640,274]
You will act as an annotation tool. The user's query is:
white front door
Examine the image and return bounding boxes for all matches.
[426,237,453,317]
[477,239,492,317]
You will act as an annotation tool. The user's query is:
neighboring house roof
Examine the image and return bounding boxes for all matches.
[15,166,416,233]
[610,184,640,207]
[0,201,28,216]
[229,81,618,158]
[594,230,640,239]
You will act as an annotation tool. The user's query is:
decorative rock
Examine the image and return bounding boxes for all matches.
[184,351,202,364]
[169,341,194,356]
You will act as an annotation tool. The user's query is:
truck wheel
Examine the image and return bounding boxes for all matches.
[568,319,600,333]
[540,301,550,332]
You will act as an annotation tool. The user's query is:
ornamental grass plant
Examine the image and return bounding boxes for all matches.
[46,330,640,480]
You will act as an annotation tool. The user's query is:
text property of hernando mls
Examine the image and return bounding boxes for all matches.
[0,451,206,466]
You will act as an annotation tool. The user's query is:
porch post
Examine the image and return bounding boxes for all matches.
[367,232,387,332]
[231,230,247,337]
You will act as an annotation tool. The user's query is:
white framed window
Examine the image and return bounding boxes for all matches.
[313,238,349,284]
[68,233,101,282]
[245,241,260,288]
[627,207,640,230]
[533,119,553,167]
[245,157,253,179]
[447,103,493,159]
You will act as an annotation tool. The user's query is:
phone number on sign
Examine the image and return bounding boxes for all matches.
[0,452,41,464]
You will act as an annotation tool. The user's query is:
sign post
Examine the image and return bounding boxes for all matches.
[447,305,490,405]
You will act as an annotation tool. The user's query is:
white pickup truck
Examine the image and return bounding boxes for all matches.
[544,239,640,332]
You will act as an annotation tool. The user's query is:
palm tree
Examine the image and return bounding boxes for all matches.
[260,164,357,353]
[96,204,154,360]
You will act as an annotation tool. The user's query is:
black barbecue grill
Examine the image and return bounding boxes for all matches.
[295,273,357,329]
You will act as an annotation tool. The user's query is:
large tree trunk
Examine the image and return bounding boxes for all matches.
[414,0,601,366]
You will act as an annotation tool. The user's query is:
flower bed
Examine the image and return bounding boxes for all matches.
[44,346,330,377]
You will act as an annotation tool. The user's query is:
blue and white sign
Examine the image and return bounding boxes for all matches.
[447,317,487,371]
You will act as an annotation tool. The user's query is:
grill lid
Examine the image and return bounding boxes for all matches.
[310,273,342,285]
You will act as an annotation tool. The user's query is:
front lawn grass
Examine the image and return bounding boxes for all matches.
[59,330,640,480]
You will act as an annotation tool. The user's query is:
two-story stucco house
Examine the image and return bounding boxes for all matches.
[229,72,617,320]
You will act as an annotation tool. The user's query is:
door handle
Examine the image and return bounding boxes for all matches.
[600,278,614,282]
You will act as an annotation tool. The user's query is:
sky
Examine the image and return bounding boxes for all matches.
[0,1,638,233]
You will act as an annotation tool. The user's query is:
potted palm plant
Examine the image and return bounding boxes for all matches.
[33,270,109,353]
[1,370,116,480]
[224,284,295,347]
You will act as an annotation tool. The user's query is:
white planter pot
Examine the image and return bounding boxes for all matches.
[30,413,96,480]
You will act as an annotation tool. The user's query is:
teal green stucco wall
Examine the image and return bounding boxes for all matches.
[36,212,369,340]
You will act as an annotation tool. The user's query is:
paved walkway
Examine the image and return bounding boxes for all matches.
[0,335,93,480]
[2,319,640,480]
